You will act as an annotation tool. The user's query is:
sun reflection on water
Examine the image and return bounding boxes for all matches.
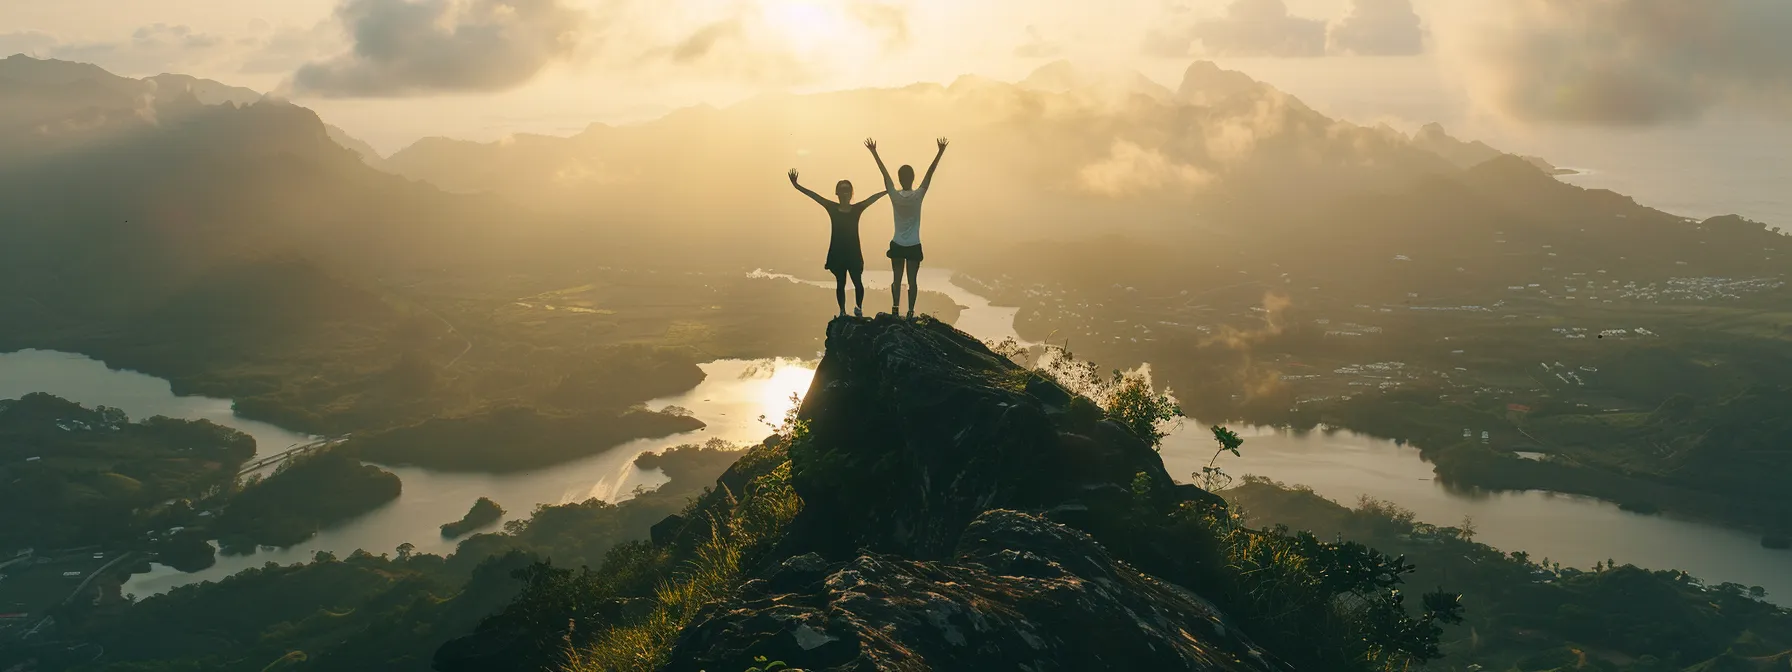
[741,358,818,429]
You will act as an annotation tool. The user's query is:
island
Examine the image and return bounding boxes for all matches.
[344,407,705,473]
[441,497,505,538]
[213,449,402,550]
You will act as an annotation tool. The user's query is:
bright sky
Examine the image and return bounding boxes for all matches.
[3,0,1787,161]
[0,0,1443,149]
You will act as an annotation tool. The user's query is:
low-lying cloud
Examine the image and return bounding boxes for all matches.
[2,24,235,76]
[291,0,591,98]
[1327,0,1426,56]
[1451,0,1792,124]
[1077,140,1214,197]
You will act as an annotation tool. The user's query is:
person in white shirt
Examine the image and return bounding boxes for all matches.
[865,136,949,319]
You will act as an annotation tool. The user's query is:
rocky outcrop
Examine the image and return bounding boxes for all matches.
[784,314,1211,560]
[662,315,1258,671]
[666,510,1289,671]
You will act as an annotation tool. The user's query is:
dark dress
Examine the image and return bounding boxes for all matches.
[820,199,877,272]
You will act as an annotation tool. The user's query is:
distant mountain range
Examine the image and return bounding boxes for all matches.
[378,59,1559,195]
[0,54,516,333]
[0,54,384,167]
[0,52,1762,323]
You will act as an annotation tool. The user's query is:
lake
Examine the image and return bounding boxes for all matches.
[0,350,813,598]
[6,268,1788,601]
[761,268,1792,599]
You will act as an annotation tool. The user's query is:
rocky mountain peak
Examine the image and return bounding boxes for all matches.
[658,315,1263,670]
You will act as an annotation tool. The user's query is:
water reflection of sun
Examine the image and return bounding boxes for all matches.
[749,359,818,427]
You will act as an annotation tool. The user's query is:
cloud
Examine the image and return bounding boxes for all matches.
[1014,25,1063,59]
[1449,0,1792,124]
[1327,0,1426,56]
[239,24,339,75]
[643,15,814,85]
[1077,140,1214,197]
[291,0,591,98]
[0,31,62,58]
[848,0,910,51]
[668,18,743,64]
[2,24,237,76]
[639,0,907,86]
[1147,0,1326,58]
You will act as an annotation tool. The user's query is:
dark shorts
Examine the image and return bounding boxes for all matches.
[825,244,864,273]
[887,242,924,262]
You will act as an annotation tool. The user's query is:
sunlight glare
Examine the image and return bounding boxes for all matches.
[754,359,818,425]
[761,0,853,52]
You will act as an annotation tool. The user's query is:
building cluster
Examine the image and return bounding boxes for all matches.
[1617,276,1784,302]
[1540,361,1588,386]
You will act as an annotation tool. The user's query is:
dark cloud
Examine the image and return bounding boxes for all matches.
[1463,0,1792,124]
[291,0,590,98]
[1327,0,1425,56]
[1014,25,1063,59]
[1147,0,1326,59]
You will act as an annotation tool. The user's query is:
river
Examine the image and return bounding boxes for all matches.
[5,267,1788,600]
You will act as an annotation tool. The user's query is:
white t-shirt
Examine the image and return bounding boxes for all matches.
[889,188,927,247]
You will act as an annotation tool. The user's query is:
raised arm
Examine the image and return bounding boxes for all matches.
[854,190,888,210]
[919,137,949,191]
[865,138,895,193]
[788,169,828,206]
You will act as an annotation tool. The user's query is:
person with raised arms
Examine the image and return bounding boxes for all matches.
[788,169,886,318]
[865,137,949,319]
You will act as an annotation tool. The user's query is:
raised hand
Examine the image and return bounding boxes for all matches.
[788,168,800,184]
[936,137,950,152]
[864,138,878,153]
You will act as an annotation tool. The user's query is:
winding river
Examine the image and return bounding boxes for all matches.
[5,267,1787,601]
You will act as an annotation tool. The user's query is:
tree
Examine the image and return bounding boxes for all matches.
[1458,515,1477,542]
[1750,585,1768,599]
[1037,346,1183,449]
[1197,425,1245,490]
[396,542,416,561]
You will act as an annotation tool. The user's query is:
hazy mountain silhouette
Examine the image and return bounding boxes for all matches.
[1407,122,1571,175]
[0,57,527,332]
[1,55,1761,322]
[0,55,384,166]
[380,60,1473,242]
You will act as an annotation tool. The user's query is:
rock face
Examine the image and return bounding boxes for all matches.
[663,315,1265,671]
[665,510,1289,671]
[786,315,1207,560]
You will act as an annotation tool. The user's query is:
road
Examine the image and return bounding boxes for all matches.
[236,436,348,477]
[22,551,136,639]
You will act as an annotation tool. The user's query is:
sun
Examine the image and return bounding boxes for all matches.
[760,0,855,52]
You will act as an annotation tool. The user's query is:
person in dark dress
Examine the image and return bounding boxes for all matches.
[789,169,886,317]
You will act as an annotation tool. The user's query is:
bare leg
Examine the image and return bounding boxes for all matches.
[905,260,921,318]
[889,258,902,315]
[849,269,865,315]
[831,269,847,316]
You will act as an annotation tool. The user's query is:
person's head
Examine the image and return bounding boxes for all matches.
[897,165,915,190]
[835,179,853,202]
